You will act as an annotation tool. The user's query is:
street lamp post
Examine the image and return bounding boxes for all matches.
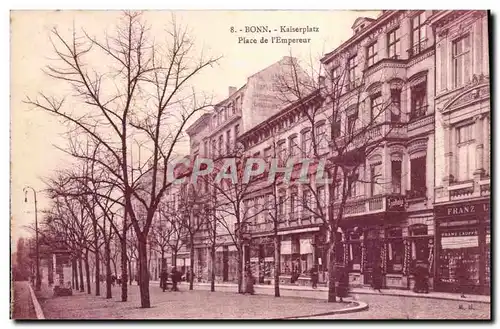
[24,186,41,291]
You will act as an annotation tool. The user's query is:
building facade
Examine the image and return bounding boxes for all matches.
[181,10,490,294]
[430,10,490,294]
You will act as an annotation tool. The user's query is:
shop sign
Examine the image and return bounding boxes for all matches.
[436,200,490,218]
[386,196,406,211]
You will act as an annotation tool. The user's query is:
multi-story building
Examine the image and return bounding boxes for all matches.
[182,10,491,294]
[239,10,439,290]
[186,56,302,283]
[430,10,490,295]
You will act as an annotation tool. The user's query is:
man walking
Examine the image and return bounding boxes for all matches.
[160,269,169,292]
[171,267,180,292]
[310,265,319,289]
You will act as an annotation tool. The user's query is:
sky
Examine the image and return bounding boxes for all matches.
[10,10,380,249]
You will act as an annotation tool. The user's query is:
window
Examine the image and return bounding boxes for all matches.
[370,163,382,196]
[302,189,311,213]
[366,43,377,67]
[409,156,426,198]
[277,141,286,164]
[263,147,272,162]
[410,81,427,120]
[333,118,341,138]
[289,135,299,157]
[218,135,223,156]
[410,12,427,56]
[234,124,240,137]
[203,141,209,157]
[348,174,357,198]
[301,130,312,156]
[211,139,216,157]
[391,160,402,193]
[317,185,325,208]
[290,189,298,221]
[331,66,340,85]
[315,123,327,151]
[390,89,401,122]
[386,227,404,273]
[223,107,228,121]
[370,92,383,123]
[456,124,475,181]
[347,55,358,89]
[387,28,401,59]
[452,34,471,88]
[278,194,285,216]
[226,130,231,154]
[347,112,357,135]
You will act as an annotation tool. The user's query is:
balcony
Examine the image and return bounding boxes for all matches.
[407,39,428,58]
[333,194,405,218]
[435,178,490,204]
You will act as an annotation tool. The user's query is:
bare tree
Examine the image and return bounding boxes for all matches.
[25,11,220,308]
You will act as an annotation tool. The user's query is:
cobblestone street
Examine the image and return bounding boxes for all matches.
[33,282,490,320]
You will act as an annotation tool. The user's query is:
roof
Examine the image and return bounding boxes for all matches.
[321,10,398,64]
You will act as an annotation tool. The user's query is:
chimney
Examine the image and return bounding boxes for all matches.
[228,86,237,97]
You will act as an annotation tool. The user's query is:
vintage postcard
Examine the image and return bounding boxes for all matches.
[10,9,491,320]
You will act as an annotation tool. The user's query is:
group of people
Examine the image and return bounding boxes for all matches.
[160,267,183,292]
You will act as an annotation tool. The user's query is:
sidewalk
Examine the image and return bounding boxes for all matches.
[151,280,490,304]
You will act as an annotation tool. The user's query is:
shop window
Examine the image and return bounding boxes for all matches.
[386,227,404,274]
[347,230,362,271]
[409,156,426,198]
[409,224,429,272]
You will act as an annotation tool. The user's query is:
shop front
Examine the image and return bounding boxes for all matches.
[435,199,491,295]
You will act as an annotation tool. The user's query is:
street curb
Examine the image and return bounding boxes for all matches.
[276,300,369,319]
[27,284,45,320]
[173,282,490,304]
[350,291,491,304]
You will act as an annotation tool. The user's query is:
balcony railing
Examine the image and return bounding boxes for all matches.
[409,105,428,121]
[406,187,427,200]
[407,39,428,58]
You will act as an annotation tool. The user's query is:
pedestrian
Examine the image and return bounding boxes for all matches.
[310,265,319,289]
[171,267,180,291]
[371,263,383,293]
[160,269,169,292]
[245,268,255,295]
[111,274,116,287]
[456,260,469,298]
[336,266,349,302]
[413,261,429,293]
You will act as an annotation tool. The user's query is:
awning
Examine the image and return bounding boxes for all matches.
[300,238,313,254]
[281,240,291,254]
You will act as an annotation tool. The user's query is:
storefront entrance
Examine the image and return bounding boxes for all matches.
[435,199,490,295]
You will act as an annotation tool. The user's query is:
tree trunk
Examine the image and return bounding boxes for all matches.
[128,260,133,285]
[105,240,112,299]
[121,233,128,302]
[138,237,151,308]
[210,244,216,292]
[73,258,79,289]
[94,224,100,296]
[48,256,54,286]
[237,247,243,294]
[71,259,76,289]
[273,235,281,297]
[327,241,337,303]
[189,242,195,290]
[78,255,84,292]
[85,250,91,294]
